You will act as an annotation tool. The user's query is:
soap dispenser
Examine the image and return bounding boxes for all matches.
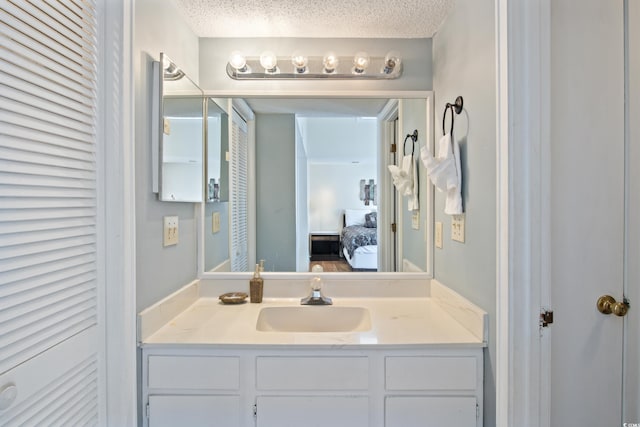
[250,264,263,303]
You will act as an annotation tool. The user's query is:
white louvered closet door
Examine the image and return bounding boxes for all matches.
[0,1,102,425]
[230,110,248,272]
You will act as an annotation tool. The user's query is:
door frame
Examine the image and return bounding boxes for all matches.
[109,0,639,424]
[495,0,550,425]
[100,0,137,424]
[378,99,399,272]
[496,0,639,425]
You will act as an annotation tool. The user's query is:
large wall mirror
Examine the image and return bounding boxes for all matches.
[152,53,204,202]
[201,95,434,276]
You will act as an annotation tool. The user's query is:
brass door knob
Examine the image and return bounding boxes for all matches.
[612,301,629,317]
[597,295,629,317]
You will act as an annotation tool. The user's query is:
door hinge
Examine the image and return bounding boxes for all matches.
[146,403,150,419]
[476,403,480,419]
[253,403,257,418]
[391,223,397,233]
[540,310,554,327]
[390,143,397,153]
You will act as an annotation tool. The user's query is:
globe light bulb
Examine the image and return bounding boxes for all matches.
[229,51,249,73]
[382,51,401,74]
[352,51,370,74]
[259,51,278,73]
[322,52,339,74]
[291,52,308,73]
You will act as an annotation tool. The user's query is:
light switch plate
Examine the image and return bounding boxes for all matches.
[435,221,443,248]
[163,216,179,246]
[451,214,465,243]
[163,118,171,135]
[411,211,420,230]
[212,212,221,233]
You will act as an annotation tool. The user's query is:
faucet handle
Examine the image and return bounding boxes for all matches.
[310,276,323,291]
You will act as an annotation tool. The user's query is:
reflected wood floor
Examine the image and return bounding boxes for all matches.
[309,260,352,272]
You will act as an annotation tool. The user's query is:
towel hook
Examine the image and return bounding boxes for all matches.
[403,129,419,156]
[442,96,464,135]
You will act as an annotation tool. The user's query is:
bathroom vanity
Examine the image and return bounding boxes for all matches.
[139,279,487,427]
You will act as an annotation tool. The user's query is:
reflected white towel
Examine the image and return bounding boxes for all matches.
[388,155,419,211]
[420,133,463,215]
[408,156,419,211]
[388,155,413,196]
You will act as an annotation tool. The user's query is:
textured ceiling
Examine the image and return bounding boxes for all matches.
[171,0,453,38]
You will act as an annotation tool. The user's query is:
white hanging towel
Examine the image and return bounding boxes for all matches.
[407,156,419,211]
[388,155,419,211]
[420,133,462,215]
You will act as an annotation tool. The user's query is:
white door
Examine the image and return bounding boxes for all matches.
[549,0,633,424]
[148,395,240,427]
[256,396,369,427]
[0,1,104,424]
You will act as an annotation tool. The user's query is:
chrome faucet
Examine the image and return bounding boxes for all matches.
[301,265,332,305]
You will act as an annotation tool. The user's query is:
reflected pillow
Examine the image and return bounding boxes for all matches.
[345,209,371,227]
[364,212,377,228]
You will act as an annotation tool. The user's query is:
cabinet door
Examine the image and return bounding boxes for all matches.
[385,396,477,427]
[148,395,240,427]
[256,396,368,427]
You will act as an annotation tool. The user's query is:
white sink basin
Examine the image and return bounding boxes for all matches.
[256,306,372,332]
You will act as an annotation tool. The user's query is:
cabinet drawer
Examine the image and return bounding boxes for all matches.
[385,356,477,390]
[385,396,477,427]
[148,356,239,390]
[256,357,368,390]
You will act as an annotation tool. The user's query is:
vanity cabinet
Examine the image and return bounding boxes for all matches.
[142,347,483,427]
[144,355,241,426]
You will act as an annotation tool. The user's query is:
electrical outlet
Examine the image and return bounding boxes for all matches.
[451,214,465,243]
[435,221,443,248]
[411,211,420,230]
[163,216,179,246]
[212,212,221,233]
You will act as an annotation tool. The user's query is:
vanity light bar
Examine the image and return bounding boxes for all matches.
[226,53,403,80]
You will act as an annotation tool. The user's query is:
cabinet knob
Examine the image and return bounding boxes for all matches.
[0,383,17,411]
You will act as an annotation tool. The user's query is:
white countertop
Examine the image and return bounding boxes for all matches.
[142,296,485,348]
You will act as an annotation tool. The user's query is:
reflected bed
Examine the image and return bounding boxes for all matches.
[341,209,378,271]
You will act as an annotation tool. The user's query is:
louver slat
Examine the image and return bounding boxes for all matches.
[230,111,249,271]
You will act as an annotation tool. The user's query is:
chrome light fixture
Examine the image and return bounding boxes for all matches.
[226,50,402,80]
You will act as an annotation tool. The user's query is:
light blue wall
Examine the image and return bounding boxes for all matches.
[255,114,297,271]
[199,38,433,92]
[399,99,428,271]
[204,202,230,271]
[432,0,496,424]
[134,0,200,311]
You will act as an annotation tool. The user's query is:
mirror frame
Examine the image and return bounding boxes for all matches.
[198,90,434,281]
